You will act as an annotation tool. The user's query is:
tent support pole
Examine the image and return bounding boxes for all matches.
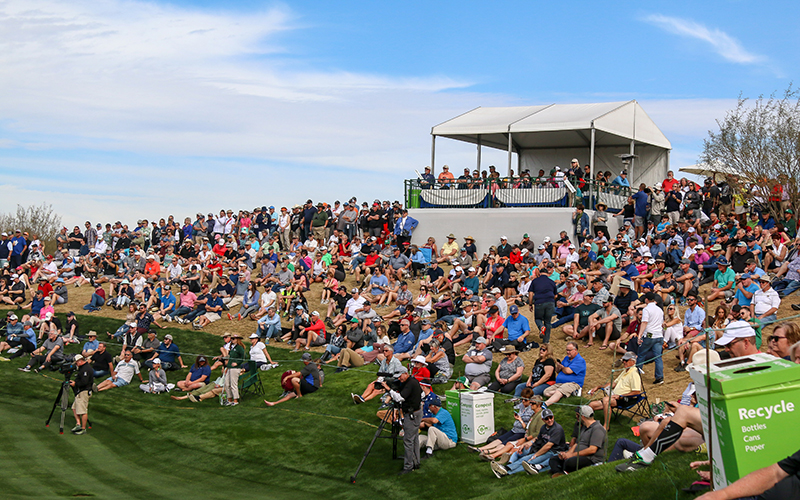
[430,135,436,175]
[477,135,482,172]
[507,133,513,176]
[589,126,596,208]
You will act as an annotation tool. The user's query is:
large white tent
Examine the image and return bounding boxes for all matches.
[431,100,671,191]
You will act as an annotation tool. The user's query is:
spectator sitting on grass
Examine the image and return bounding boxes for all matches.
[140,358,170,393]
[458,336,493,390]
[171,376,225,403]
[548,405,607,478]
[264,352,320,406]
[145,334,186,371]
[419,395,458,459]
[469,389,542,463]
[352,344,404,404]
[97,350,144,391]
[490,406,567,478]
[176,356,211,392]
[542,341,586,407]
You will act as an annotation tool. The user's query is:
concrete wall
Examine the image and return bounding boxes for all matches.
[407,207,615,256]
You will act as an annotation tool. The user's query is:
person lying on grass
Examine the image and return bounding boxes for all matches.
[468,390,541,462]
[171,376,225,403]
[264,352,320,406]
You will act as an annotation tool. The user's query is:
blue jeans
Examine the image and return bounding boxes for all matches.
[112,324,130,339]
[637,336,664,381]
[84,293,105,311]
[775,279,800,297]
[534,302,555,343]
[609,438,641,462]
[506,450,556,475]
[184,309,204,322]
[325,344,342,355]
[93,369,110,378]
[258,322,281,340]
[514,382,549,398]
[170,305,191,319]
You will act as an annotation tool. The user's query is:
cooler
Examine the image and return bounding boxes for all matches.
[689,353,800,490]
[459,391,495,445]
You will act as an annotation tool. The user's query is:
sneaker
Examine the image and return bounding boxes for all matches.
[695,443,708,454]
[73,428,86,435]
[188,394,198,403]
[227,313,233,321]
[270,363,279,369]
[490,461,508,478]
[165,315,173,322]
[674,363,686,373]
[70,424,83,433]
[523,461,543,475]
[615,455,650,472]
[225,401,238,406]
[18,366,29,372]
[622,450,634,459]
[653,378,664,385]
[351,393,359,404]
[467,445,482,454]
[0,356,9,362]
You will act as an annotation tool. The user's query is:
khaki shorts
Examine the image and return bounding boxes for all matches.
[72,390,90,414]
[544,382,581,398]
[204,312,221,322]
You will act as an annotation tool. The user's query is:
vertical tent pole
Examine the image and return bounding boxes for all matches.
[589,126,596,209]
[507,133,513,176]
[477,135,482,172]
[430,135,436,175]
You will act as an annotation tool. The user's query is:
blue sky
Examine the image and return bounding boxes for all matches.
[0,0,796,226]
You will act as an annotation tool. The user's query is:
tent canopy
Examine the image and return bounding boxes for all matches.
[432,101,671,150]
[430,100,671,190]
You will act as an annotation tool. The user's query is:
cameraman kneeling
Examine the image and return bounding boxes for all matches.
[383,367,422,475]
[70,354,94,435]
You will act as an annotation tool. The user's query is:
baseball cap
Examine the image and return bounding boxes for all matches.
[579,405,594,418]
[621,352,637,361]
[509,305,519,314]
[73,354,85,362]
[475,336,488,344]
[301,352,312,361]
[541,408,554,419]
[249,333,259,339]
[715,320,757,346]
[428,395,442,407]
[164,334,173,340]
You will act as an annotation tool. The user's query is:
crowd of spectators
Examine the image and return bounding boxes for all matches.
[3,167,800,484]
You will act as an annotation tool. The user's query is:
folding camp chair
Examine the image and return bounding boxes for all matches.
[612,385,652,424]
[420,247,433,265]
[239,361,265,398]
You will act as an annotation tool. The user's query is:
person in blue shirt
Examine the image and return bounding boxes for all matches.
[146,334,186,371]
[0,315,37,359]
[81,331,100,357]
[392,319,416,361]
[543,341,586,407]
[631,184,650,239]
[495,305,531,351]
[412,319,434,356]
[420,395,457,458]
[257,306,282,342]
[732,273,760,308]
[611,170,630,188]
[9,230,27,268]
[156,286,176,319]
[464,267,480,295]
[420,166,435,189]
[757,211,775,230]
[649,234,667,261]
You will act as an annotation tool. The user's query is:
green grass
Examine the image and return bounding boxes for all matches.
[0,312,704,500]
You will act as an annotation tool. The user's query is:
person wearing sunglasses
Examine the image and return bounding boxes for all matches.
[767,322,800,360]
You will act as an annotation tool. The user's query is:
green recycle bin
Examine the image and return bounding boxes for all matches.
[445,389,466,439]
[689,353,800,490]
[408,189,421,208]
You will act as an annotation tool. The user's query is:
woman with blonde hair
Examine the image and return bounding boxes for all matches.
[663,303,683,349]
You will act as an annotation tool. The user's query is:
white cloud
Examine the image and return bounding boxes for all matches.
[643,14,763,65]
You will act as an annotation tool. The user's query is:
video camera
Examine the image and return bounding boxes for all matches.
[59,362,76,379]
[375,372,403,392]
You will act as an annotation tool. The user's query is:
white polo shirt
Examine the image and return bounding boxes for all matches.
[641,302,664,339]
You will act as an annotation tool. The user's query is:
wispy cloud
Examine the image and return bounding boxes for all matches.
[643,14,763,65]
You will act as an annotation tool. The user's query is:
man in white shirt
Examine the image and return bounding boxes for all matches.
[345,288,366,319]
[97,350,144,391]
[751,275,780,323]
[636,292,665,385]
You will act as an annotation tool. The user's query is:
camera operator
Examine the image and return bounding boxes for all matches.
[70,354,94,435]
[382,366,422,475]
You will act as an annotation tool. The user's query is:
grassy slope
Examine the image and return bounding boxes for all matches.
[1,313,702,500]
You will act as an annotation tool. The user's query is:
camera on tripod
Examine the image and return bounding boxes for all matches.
[59,362,76,378]
[374,372,403,391]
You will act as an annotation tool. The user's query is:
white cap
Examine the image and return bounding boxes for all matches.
[715,320,757,346]
[500,235,507,240]
[543,236,551,243]
[412,355,427,364]
[455,266,463,271]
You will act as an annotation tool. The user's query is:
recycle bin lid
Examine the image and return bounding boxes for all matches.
[691,354,800,395]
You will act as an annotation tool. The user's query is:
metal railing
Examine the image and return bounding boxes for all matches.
[404,177,631,210]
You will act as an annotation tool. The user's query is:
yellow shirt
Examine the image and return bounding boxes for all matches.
[441,241,459,257]
[613,366,642,396]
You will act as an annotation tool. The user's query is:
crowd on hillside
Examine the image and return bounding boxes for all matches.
[3,167,800,486]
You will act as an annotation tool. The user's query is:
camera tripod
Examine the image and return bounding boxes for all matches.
[45,373,91,434]
[350,401,401,483]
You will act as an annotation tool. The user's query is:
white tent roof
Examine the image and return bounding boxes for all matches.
[432,100,671,151]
